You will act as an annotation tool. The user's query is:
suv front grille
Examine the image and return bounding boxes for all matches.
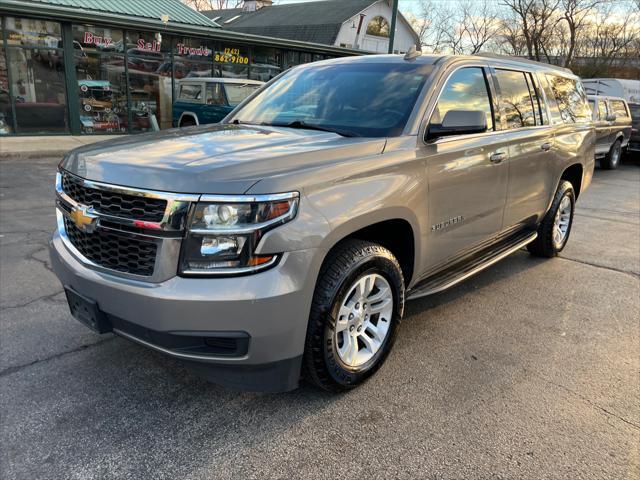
[64,217,157,276]
[62,173,167,222]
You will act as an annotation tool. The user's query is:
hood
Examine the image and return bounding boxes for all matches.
[61,124,386,194]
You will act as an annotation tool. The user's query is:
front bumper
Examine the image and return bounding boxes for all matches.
[50,230,322,391]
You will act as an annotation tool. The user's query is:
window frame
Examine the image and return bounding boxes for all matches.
[422,64,497,144]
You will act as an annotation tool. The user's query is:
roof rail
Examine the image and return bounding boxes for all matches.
[473,52,573,74]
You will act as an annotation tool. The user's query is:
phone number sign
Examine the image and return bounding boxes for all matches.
[215,47,249,64]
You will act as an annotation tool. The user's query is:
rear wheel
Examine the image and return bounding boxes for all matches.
[303,240,404,392]
[528,180,575,257]
[601,139,622,169]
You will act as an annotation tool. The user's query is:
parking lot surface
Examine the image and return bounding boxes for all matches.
[1,157,638,479]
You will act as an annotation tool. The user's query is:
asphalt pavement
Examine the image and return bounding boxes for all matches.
[1,156,638,479]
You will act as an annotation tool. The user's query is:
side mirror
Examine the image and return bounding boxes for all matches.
[606,114,617,122]
[427,110,487,141]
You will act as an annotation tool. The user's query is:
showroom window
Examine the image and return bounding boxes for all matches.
[3,16,68,134]
[282,50,299,71]
[73,24,127,134]
[125,30,173,131]
[173,36,215,99]
[215,44,249,79]
[0,20,12,135]
[250,46,281,81]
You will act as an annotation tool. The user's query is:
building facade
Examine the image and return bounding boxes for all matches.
[0,0,360,136]
[207,0,420,54]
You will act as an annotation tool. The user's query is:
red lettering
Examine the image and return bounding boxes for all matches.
[84,31,93,44]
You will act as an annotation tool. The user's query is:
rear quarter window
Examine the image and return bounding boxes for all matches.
[609,100,629,119]
[545,75,591,124]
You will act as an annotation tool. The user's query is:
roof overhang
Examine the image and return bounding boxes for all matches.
[0,0,364,55]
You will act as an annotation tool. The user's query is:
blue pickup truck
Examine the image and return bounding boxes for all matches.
[172,78,263,127]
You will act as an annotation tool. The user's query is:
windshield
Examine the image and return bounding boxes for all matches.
[229,62,434,137]
[224,83,262,106]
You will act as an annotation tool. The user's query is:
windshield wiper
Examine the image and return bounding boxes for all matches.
[264,120,360,138]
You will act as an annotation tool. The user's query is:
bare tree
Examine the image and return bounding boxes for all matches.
[561,0,604,67]
[500,0,562,61]
[577,2,640,76]
[413,0,499,54]
[408,0,449,53]
[495,20,529,56]
[182,0,243,11]
[457,0,501,54]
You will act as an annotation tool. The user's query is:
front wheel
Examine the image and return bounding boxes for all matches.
[303,240,405,392]
[528,180,575,257]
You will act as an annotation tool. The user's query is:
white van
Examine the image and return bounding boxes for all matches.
[582,79,640,104]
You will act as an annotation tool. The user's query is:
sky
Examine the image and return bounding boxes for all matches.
[273,0,466,16]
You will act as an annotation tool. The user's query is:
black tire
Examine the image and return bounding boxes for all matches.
[601,139,622,170]
[303,239,405,392]
[180,118,196,128]
[527,180,575,258]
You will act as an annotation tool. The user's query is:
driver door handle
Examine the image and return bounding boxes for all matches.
[490,151,507,164]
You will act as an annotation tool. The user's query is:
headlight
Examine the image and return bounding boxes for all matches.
[180,192,299,276]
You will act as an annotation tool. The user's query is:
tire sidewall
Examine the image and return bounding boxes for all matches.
[322,256,403,388]
[549,182,575,253]
[610,140,621,168]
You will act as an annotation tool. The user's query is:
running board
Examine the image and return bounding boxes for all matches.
[406,230,538,300]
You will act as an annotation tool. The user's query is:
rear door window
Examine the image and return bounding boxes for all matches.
[597,100,608,120]
[429,67,494,135]
[545,75,591,124]
[609,100,629,119]
[494,69,536,129]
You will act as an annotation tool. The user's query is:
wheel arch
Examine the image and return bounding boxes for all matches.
[558,163,584,199]
[178,112,199,126]
[318,209,420,287]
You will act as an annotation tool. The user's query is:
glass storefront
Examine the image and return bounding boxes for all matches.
[73,24,127,133]
[250,46,281,81]
[216,43,249,79]
[4,17,68,134]
[0,14,343,135]
[0,21,11,135]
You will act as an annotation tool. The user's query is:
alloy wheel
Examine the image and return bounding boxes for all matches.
[334,273,393,368]
[553,195,572,249]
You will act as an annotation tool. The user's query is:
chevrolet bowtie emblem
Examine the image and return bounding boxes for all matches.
[70,205,98,233]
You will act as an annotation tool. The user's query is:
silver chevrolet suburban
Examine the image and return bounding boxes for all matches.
[50,53,595,392]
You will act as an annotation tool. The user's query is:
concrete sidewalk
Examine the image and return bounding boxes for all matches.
[0,135,126,159]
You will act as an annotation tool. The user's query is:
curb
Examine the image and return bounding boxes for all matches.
[0,150,68,160]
